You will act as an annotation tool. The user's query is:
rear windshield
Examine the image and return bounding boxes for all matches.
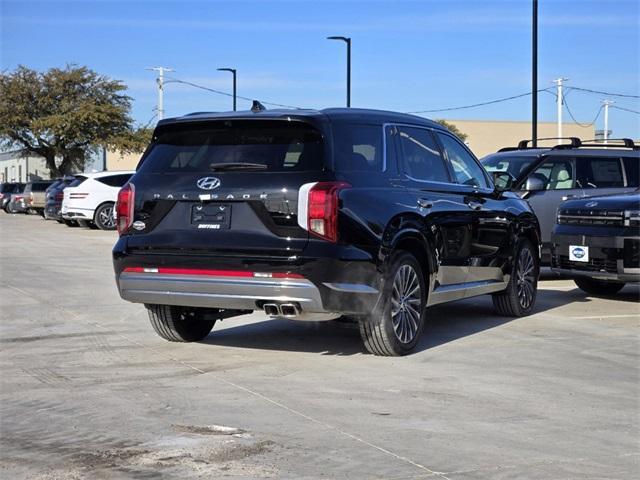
[68,176,88,187]
[139,120,325,173]
[28,182,53,192]
[481,154,539,180]
[1,183,19,193]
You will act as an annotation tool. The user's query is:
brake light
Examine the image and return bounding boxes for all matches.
[303,182,350,243]
[116,183,135,235]
[55,192,64,201]
[28,192,33,205]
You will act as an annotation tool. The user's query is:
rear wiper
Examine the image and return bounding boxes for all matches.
[209,162,268,171]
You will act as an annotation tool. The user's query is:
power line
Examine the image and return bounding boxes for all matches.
[406,88,554,114]
[566,86,640,99]
[164,77,302,110]
[563,96,603,127]
[611,105,640,115]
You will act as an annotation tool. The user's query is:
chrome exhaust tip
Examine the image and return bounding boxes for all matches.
[280,303,299,317]
[263,303,280,316]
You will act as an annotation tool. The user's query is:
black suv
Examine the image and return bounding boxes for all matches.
[113,108,541,356]
[552,192,639,295]
[481,138,639,264]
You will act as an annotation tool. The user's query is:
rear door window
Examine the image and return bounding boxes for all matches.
[581,157,625,188]
[397,126,450,183]
[139,120,324,173]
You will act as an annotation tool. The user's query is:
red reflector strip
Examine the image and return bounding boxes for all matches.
[122,267,303,279]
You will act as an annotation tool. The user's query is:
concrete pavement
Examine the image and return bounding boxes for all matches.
[1,213,638,479]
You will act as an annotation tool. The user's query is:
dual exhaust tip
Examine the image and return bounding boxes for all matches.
[263,303,299,317]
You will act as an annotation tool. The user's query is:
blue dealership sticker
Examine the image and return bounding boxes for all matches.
[569,245,589,263]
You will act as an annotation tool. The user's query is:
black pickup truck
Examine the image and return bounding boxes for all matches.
[113,107,541,356]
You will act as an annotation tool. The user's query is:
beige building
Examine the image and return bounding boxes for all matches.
[444,119,595,158]
[101,120,595,171]
[105,150,143,171]
[0,150,50,182]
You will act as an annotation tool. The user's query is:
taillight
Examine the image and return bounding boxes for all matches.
[116,183,135,235]
[55,192,64,201]
[28,192,34,204]
[303,182,350,243]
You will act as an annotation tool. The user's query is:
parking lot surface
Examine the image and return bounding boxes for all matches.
[0,213,638,479]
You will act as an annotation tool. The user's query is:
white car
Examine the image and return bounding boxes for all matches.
[61,171,134,230]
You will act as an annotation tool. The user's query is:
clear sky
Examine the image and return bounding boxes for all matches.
[1,0,639,139]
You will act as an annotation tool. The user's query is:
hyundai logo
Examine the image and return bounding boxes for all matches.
[585,201,598,208]
[196,177,221,190]
[572,247,586,259]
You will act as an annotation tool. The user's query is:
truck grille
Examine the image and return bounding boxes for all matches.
[553,255,618,273]
[557,209,624,227]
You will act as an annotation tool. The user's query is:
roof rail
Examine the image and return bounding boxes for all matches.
[578,138,637,149]
[515,137,581,150]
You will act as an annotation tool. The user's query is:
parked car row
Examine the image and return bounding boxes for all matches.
[2,170,134,230]
[107,107,638,356]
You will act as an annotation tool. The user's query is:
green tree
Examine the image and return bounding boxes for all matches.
[435,119,468,142]
[0,65,146,177]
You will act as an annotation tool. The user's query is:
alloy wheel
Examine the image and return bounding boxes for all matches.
[99,205,115,229]
[516,247,536,309]
[390,264,422,344]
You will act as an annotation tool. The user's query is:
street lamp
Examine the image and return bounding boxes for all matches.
[327,36,351,108]
[217,67,237,111]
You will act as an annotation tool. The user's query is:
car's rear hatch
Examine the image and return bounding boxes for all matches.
[125,118,333,257]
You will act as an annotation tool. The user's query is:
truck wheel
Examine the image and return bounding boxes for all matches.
[94,203,116,230]
[574,278,624,296]
[146,304,216,342]
[359,251,426,356]
[493,238,539,316]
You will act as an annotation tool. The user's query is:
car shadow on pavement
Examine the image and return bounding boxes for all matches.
[201,281,634,355]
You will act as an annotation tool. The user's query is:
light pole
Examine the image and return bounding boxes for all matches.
[146,66,174,120]
[327,36,351,107]
[217,68,237,111]
[532,0,538,147]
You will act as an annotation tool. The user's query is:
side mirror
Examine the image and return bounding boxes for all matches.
[524,176,545,192]
[492,171,515,192]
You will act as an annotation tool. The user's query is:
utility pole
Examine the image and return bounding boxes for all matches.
[602,100,614,144]
[217,68,237,111]
[327,36,351,107]
[146,66,174,120]
[553,77,568,138]
[532,0,538,147]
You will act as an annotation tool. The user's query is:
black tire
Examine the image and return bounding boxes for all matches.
[63,219,78,227]
[493,238,539,316]
[359,251,427,356]
[574,278,625,296]
[146,304,216,342]
[94,202,116,230]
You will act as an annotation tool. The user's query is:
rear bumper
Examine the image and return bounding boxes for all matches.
[113,240,382,317]
[61,205,94,220]
[551,231,640,283]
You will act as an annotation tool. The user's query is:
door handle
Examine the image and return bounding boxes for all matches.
[417,198,433,209]
[467,201,483,211]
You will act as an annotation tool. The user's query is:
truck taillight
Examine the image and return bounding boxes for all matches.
[116,183,135,235]
[55,192,64,201]
[305,182,350,243]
